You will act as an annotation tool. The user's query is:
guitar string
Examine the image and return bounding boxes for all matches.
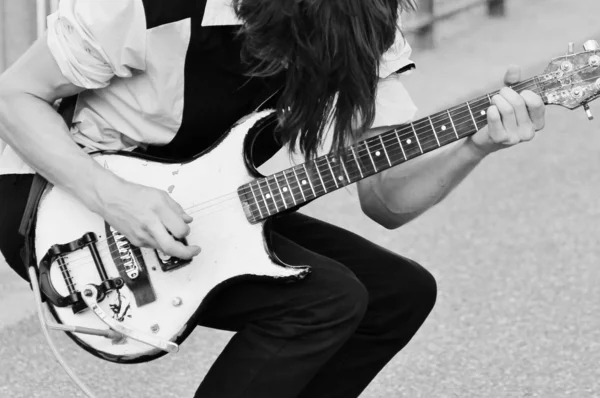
[241,67,600,214]
[192,76,541,210]
[59,76,547,269]
[240,78,544,214]
[59,68,598,270]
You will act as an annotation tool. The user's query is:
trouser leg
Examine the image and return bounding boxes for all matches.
[272,213,438,398]
[195,231,369,398]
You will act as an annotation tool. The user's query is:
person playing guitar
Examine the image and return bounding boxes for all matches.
[0,0,545,397]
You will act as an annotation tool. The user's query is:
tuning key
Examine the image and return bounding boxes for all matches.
[567,42,575,55]
[583,103,594,120]
[583,40,600,52]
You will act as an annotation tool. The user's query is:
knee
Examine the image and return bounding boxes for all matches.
[386,257,438,320]
[308,274,369,336]
[412,265,437,316]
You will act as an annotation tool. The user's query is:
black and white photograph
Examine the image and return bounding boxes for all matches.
[1,0,600,397]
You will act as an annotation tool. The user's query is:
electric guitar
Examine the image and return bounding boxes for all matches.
[28,41,600,363]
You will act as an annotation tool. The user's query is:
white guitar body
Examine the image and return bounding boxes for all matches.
[31,110,309,363]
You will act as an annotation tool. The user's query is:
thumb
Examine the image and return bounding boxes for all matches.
[504,64,521,86]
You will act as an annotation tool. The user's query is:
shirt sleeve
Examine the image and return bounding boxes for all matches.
[373,18,418,128]
[46,0,147,89]
[378,21,415,78]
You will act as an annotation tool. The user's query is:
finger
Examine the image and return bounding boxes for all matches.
[166,195,193,223]
[159,206,191,239]
[486,105,507,143]
[492,93,518,131]
[504,64,521,86]
[498,87,530,127]
[521,90,546,131]
[148,222,201,260]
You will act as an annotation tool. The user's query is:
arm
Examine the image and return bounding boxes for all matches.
[358,137,484,229]
[359,66,546,229]
[0,37,110,211]
[0,1,199,259]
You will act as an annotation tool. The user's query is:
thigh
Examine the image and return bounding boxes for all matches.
[270,212,436,311]
[198,230,367,333]
[0,174,34,282]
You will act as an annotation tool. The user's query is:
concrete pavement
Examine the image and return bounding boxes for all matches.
[3,0,600,396]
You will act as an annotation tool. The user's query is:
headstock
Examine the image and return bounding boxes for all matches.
[537,40,600,119]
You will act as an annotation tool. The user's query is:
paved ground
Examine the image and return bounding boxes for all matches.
[3,0,600,397]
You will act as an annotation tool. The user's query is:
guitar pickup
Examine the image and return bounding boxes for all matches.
[155,237,192,272]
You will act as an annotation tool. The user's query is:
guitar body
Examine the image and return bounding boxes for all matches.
[30,44,600,364]
[32,110,309,363]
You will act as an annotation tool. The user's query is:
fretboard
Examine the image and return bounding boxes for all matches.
[238,77,542,224]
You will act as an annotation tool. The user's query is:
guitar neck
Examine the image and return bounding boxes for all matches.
[240,75,543,224]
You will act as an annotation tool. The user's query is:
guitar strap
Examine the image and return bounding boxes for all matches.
[18,95,78,280]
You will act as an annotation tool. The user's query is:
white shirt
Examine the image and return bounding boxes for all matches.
[0,0,418,175]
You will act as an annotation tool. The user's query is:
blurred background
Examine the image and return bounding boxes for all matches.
[3,0,600,397]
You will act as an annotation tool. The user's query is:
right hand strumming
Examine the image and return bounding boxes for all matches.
[91,176,201,260]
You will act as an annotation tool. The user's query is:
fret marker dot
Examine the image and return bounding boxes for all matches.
[441,125,447,131]
[375,151,381,156]
[338,176,344,181]
[283,187,288,192]
[265,194,271,199]
[406,139,412,144]
[481,110,486,116]
[302,180,307,185]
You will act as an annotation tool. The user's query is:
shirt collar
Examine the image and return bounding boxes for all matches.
[202,0,242,26]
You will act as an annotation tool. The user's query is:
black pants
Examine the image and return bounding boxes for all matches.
[0,174,437,398]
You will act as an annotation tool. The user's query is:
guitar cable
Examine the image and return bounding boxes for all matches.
[28,266,97,398]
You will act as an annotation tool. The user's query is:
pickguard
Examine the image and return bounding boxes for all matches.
[33,110,310,363]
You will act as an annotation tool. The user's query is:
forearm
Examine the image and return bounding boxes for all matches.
[360,135,487,228]
[0,92,114,213]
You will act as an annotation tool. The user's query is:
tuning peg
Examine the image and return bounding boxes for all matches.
[568,42,575,54]
[583,103,594,120]
[583,40,600,52]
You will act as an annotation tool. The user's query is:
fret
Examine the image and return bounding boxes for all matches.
[273,173,288,208]
[350,146,364,178]
[248,181,264,219]
[282,170,297,206]
[367,136,391,171]
[264,177,280,212]
[255,179,272,216]
[428,116,441,147]
[429,111,456,146]
[363,140,378,173]
[291,167,307,201]
[312,161,328,193]
[379,135,392,166]
[447,110,459,139]
[340,157,352,183]
[395,126,422,159]
[324,156,340,189]
[466,101,478,131]
[302,164,317,197]
[410,123,423,153]
[415,120,441,153]
[394,129,407,160]
[469,96,491,130]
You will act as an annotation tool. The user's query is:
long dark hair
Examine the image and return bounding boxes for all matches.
[233,0,416,159]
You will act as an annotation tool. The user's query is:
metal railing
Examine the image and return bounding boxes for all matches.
[406,0,505,49]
